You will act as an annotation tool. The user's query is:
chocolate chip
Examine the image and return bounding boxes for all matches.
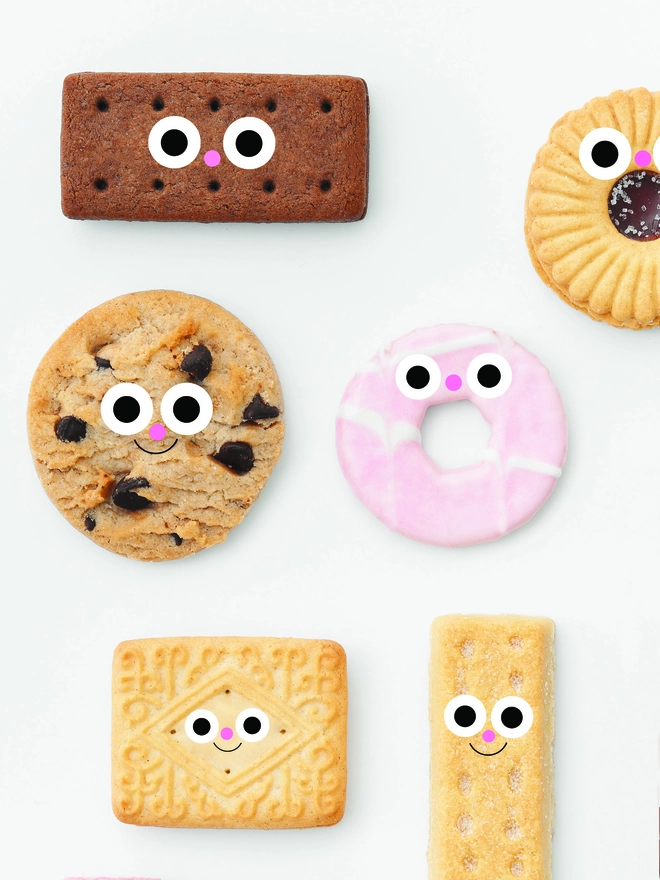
[211,442,254,475]
[112,476,152,510]
[180,344,212,381]
[84,515,96,531]
[242,393,280,422]
[172,533,183,545]
[55,415,87,443]
[95,355,112,369]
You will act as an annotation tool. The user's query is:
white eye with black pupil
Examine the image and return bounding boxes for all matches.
[148,116,201,169]
[443,695,487,737]
[466,353,512,399]
[491,697,533,738]
[185,709,219,744]
[235,708,269,742]
[100,383,153,435]
[578,127,632,180]
[160,383,213,435]
[223,117,276,170]
[395,354,442,400]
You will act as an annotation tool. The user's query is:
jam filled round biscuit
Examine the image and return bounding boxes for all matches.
[28,290,284,561]
[526,87,660,329]
[336,324,567,547]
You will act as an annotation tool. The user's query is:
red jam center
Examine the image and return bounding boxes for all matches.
[608,171,660,242]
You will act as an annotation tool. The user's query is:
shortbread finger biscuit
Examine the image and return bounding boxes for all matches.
[62,73,369,223]
[28,290,284,561]
[112,637,347,829]
[525,87,660,328]
[429,616,555,879]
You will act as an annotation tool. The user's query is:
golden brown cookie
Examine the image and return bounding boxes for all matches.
[429,615,555,879]
[27,290,283,561]
[525,87,660,328]
[112,636,347,829]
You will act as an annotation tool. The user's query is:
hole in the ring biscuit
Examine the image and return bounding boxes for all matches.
[422,401,491,470]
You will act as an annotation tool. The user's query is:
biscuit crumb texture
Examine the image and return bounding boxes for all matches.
[429,615,554,879]
[27,290,284,561]
[112,637,347,828]
[525,87,660,329]
[61,72,369,223]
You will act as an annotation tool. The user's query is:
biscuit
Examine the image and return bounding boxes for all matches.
[27,290,284,561]
[429,615,555,879]
[525,87,660,328]
[61,73,369,223]
[112,637,347,829]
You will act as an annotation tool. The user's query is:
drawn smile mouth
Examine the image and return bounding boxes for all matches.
[134,439,178,455]
[213,742,242,753]
[469,742,507,757]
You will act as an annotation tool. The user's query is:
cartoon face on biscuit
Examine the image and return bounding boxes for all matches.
[444,695,533,756]
[149,114,276,172]
[185,707,270,752]
[577,126,660,242]
[395,351,512,401]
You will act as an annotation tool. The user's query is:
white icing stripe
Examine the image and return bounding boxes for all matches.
[337,404,387,443]
[398,332,498,361]
[337,405,420,450]
[506,456,562,478]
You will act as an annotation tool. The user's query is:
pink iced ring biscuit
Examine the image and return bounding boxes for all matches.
[336,324,567,546]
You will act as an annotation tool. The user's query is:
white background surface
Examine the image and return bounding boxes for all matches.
[2,1,660,877]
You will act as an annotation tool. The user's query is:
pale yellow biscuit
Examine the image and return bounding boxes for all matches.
[525,88,660,329]
[429,615,554,879]
[112,636,347,828]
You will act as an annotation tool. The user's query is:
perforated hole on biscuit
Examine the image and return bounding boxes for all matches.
[209,98,221,112]
[152,98,164,111]
[94,178,108,191]
[463,855,477,872]
[511,857,524,876]
[510,636,523,649]
[96,98,109,112]
[510,671,523,692]
[321,100,332,113]
[266,100,277,112]
[508,766,522,793]
[460,640,474,658]
[506,820,521,840]
[456,813,473,835]
[458,773,471,795]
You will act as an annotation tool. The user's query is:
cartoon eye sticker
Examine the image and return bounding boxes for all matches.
[466,353,512,399]
[395,354,442,400]
[223,117,276,169]
[101,383,153,435]
[491,696,533,738]
[578,127,632,181]
[160,383,213,435]
[185,709,220,744]
[235,708,270,742]
[148,116,202,169]
[443,695,487,737]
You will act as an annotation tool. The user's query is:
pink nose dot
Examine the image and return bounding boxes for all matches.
[204,149,221,167]
[149,423,167,441]
[445,374,462,391]
[635,149,652,167]
[220,727,233,741]
[482,729,495,743]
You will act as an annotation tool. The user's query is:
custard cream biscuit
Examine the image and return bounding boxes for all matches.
[525,87,660,328]
[112,637,348,829]
[429,615,555,879]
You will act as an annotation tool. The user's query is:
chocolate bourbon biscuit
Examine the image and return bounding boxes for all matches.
[27,290,284,561]
[112,637,348,828]
[61,72,369,222]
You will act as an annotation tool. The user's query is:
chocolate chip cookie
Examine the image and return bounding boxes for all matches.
[28,290,284,561]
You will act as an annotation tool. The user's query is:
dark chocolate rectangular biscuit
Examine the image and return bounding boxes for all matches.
[61,72,369,222]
